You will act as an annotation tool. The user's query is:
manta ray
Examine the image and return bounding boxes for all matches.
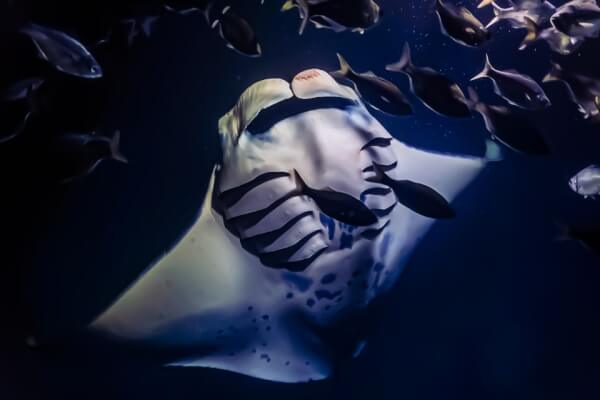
[90,68,488,383]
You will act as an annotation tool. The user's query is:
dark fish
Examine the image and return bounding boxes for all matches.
[385,43,471,118]
[293,170,377,226]
[331,53,412,116]
[519,17,583,55]
[19,23,102,79]
[281,0,382,35]
[435,0,490,47]
[557,222,600,254]
[542,62,600,120]
[471,54,551,110]
[211,6,262,57]
[0,98,30,144]
[551,0,600,39]
[0,77,44,102]
[467,87,550,155]
[48,130,128,183]
[366,164,455,219]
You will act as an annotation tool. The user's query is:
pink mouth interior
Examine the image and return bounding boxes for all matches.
[293,69,321,81]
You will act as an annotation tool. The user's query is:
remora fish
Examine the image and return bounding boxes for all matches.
[471,54,551,110]
[385,43,471,117]
[89,69,489,383]
[331,53,412,116]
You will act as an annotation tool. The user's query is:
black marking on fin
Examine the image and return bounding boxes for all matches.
[228,191,299,232]
[361,187,392,197]
[259,230,321,268]
[362,161,398,173]
[361,220,391,240]
[241,211,313,254]
[279,247,328,272]
[372,203,396,217]
[360,137,392,151]
[218,171,289,208]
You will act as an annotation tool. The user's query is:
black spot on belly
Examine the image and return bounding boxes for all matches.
[320,273,337,285]
[315,289,342,301]
[282,272,313,292]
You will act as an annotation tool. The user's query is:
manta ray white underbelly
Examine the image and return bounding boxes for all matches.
[90,69,486,383]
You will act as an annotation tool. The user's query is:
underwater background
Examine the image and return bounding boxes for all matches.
[0,0,599,398]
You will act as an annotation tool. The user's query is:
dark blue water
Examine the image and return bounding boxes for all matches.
[1,0,599,399]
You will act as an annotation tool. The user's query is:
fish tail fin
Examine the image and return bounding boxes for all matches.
[477,0,494,8]
[484,139,503,162]
[465,86,483,112]
[202,0,215,24]
[519,17,539,50]
[334,53,353,77]
[109,130,128,164]
[542,62,561,83]
[282,0,309,35]
[471,54,493,81]
[485,2,506,28]
[385,43,413,74]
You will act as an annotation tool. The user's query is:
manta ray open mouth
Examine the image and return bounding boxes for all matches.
[90,68,486,383]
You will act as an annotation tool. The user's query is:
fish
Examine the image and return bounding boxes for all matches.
[0,77,44,102]
[48,130,128,183]
[0,98,30,144]
[519,16,584,55]
[366,164,455,219]
[467,87,550,155]
[478,0,548,9]
[211,6,262,57]
[19,23,103,79]
[471,54,551,110]
[542,62,600,120]
[569,164,600,199]
[330,53,412,116]
[385,43,471,118]
[435,0,491,47]
[557,222,600,254]
[551,0,600,38]
[486,0,555,29]
[293,169,378,226]
[89,69,488,383]
[281,0,382,35]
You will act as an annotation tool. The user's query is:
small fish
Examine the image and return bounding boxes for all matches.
[211,6,262,57]
[366,164,455,219]
[385,43,471,118]
[435,0,491,47]
[331,53,412,116]
[467,87,550,155]
[19,23,102,79]
[478,0,547,9]
[471,54,551,110]
[49,130,128,183]
[281,0,382,35]
[486,1,554,29]
[519,17,584,55]
[569,164,600,199]
[0,98,30,144]
[293,170,377,226]
[0,77,44,102]
[551,0,600,38]
[556,222,600,254]
[543,62,600,120]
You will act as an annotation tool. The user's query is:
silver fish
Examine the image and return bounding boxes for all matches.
[551,0,600,38]
[519,17,584,55]
[543,62,600,120]
[19,23,102,79]
[486,0,555,29]
[471,54,551,110]
[569,164,600,199]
